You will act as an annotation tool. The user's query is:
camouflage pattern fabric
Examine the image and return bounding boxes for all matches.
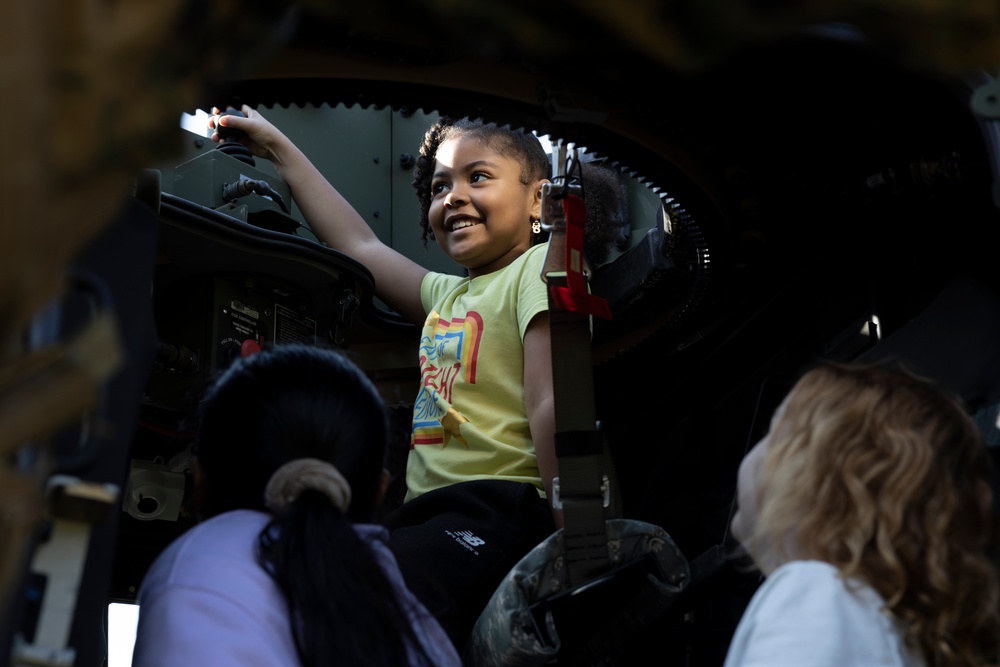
[2,0,293,353]
[465,519,690,667]
[549,0,1000,75]
[289,0,1000,76]
[0,0,293,635]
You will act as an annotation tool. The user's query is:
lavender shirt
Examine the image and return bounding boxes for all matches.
[132,509,461,666]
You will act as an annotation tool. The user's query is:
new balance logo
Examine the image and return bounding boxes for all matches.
[445,529,485,555]
[457,531,485,547]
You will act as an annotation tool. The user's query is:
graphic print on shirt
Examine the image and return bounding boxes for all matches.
[411,310,484,449]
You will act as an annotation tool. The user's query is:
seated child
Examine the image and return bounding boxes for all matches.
[210,107,559,649]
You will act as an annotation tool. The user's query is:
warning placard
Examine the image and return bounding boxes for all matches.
[274,302,317,343]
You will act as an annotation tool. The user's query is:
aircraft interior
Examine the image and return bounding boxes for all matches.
[5,2,1000,666]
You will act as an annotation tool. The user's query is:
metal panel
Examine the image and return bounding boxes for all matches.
[256,103,393,247]
[390,108,462,275]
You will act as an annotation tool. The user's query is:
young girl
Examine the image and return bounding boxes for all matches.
[209,107,560,648]
[727,361,1000,667]
[131,343,461,667]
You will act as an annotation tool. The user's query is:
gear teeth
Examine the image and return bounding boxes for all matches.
[223,78,721,362]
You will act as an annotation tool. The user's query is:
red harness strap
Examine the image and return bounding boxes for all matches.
[548,193,613,320]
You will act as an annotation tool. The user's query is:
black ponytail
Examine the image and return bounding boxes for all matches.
[257,494,423,665]
[195,344,435,666]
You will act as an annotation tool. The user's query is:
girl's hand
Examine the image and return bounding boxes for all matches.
[207,105,285,163]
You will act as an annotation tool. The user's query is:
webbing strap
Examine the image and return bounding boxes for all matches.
[542,165,615,586]
[558,455,610,582]
[548,195,613,320]
[546,274,610,583]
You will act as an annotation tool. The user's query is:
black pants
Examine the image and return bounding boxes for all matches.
[382,479,556,652]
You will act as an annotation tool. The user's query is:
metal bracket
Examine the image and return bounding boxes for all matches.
[551,474,611,510]
[330,289,359,345]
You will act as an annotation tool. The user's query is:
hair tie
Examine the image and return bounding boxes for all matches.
[264,458,352,514]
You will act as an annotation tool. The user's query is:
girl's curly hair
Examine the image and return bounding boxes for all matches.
[747,361,1000,667]
[411,118,632,267]
[577,161,631,266]
[411,117,551,248]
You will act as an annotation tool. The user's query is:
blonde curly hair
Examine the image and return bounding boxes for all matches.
[745,361,1000,667]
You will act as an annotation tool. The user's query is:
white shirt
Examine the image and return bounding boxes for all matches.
[724,560,924,667]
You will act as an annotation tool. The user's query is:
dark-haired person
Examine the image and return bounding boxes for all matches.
[131,343,461,667]
[577,160,631,268]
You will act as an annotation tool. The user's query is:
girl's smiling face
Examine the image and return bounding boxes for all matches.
[428,135,545,278]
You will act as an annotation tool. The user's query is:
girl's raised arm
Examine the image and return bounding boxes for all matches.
[211,105,429,325]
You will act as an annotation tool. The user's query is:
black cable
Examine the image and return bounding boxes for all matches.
[221,178,290,213]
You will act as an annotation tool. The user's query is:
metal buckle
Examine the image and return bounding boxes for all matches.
[551,475,611,510]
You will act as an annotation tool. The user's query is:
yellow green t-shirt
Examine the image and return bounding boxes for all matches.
[406,243,549,501]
